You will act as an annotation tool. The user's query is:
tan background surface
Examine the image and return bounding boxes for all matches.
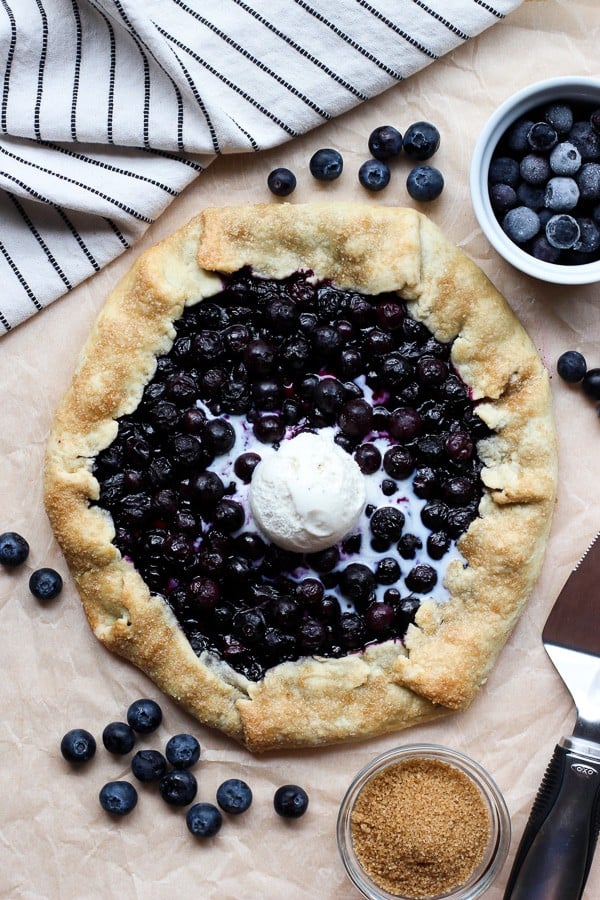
[1,0,599,897]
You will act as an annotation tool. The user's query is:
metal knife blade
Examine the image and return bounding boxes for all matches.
[504,532,600,900]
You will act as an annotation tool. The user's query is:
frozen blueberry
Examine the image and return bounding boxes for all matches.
[517,182,545,211]
[29,568,63,601]
[530,234,561,264]
[0,531,29,567]
[527,121,557,152]
[267,167,296,197]
[577,162,600,201]
[546,214,580,249]
[131,749,168,782]
[368,125,403,160]
[273,784,309,818]
[358,158,391,191]
[574,218,600,255]
[403,121,440,160]
[99,781,138,816]
[569,121,600,160]
[544,177,580,212]
[309,148,343,181]
[489,183,517,215]
[60,728,97,764]
[488,156,520,188]
[545,103,573,135]
[187,802,222,838]
[502,206,540,243]
[406,165,444,201]
[592,109,600,134]
[557,350,587,383]
[102,721,136,755]
[520,154,550,186]
[126,698,163,734]
[159,769,198,806]
[216,778,253,814]
[165,733,201,769]
[506,118,534,154]
[549,141,581,176]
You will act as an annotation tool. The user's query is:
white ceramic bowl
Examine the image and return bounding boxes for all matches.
[470,76,600,284]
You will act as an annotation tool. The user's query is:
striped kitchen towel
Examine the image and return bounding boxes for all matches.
[0,0,524,334]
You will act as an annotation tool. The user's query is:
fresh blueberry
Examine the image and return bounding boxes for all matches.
[165,733,201,769]
[403,121,440,160]
[358,158,390,191]
[273,784,309,818]
[544,177,580,212]
[99,781,138,816]
[557,350,587,383]
[309,148,343,181]
[267,167,296,197]
[527,121,558,152]
[126,698,163,734]
[406,165,444,202]
[368,125,403,160]
[186,802,222,838]
[520,154,550,186]
[159,769,198,806]
[546,214,580,250]
[216,778,253,814]
[60,728,97,764]
[502,206,540,243]
[0,531,30,567]
[577,162,600,201]
[29,568,63,601]
[131,749,168,782]
[582,368,600,400]
[102,721,136,755]
[549,142,581,176]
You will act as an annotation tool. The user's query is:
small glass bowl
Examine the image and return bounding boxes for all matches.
[337,744,511,900]
[470,75,600,284]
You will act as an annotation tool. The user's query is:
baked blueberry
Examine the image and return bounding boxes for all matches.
[267,167,296,197]
[368,125,403,160]
[557,350,587,383]
[127,698,163,734]
[403,121,440,160]
[131,749,168,782]
[0,531,29,567]
[159,769,198,806]
[309,148,343,181]
[60,728,96,764]
[102,721,136,755]
[187,802,222,837]
[358,158,390,191]
[29,568,63,601]
[99,781,138,816]
[273,784,309,818]
[216,778,253,814]
[406,165,444,202]
[165,733,201,769]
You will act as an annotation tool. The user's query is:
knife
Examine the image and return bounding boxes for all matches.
[504,532,600,900]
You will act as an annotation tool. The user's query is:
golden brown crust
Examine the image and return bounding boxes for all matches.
[44,203,557,751]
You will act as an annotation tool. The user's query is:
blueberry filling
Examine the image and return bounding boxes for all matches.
[92,269,490,682]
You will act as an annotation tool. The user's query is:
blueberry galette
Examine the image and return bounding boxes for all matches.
[44,204,556,751]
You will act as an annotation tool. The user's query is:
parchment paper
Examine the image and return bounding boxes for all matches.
[1,1,599,897]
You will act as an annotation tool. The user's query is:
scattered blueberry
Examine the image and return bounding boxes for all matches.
[29,567,63,601]
[0,531,30,567]
[582,368,600,401]
[186,802,222,838]
[368,125,403,160]
[358,158,391,191]
[159,769,198,806]
[309,148,343,181]
[60,728,97,764]
[131,749,168,783]
[273,784,309,819]
[546,214,580,250]
[216,778,253,814]
[406,165,444,201]
[403,121,440,160]
[99,781,138,816]
[267,167,296,197]
[126,698,163,734]
[502,206,540,243]
[557,350,587,383]
[165,733,201,769]
[102,721,136,755]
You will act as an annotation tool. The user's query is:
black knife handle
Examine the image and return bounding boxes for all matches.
[503,743,600,900]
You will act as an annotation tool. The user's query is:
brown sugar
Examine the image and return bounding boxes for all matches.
[350,758,491,899]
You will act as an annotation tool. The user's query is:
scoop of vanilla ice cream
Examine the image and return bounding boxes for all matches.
[248,431,366,553]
